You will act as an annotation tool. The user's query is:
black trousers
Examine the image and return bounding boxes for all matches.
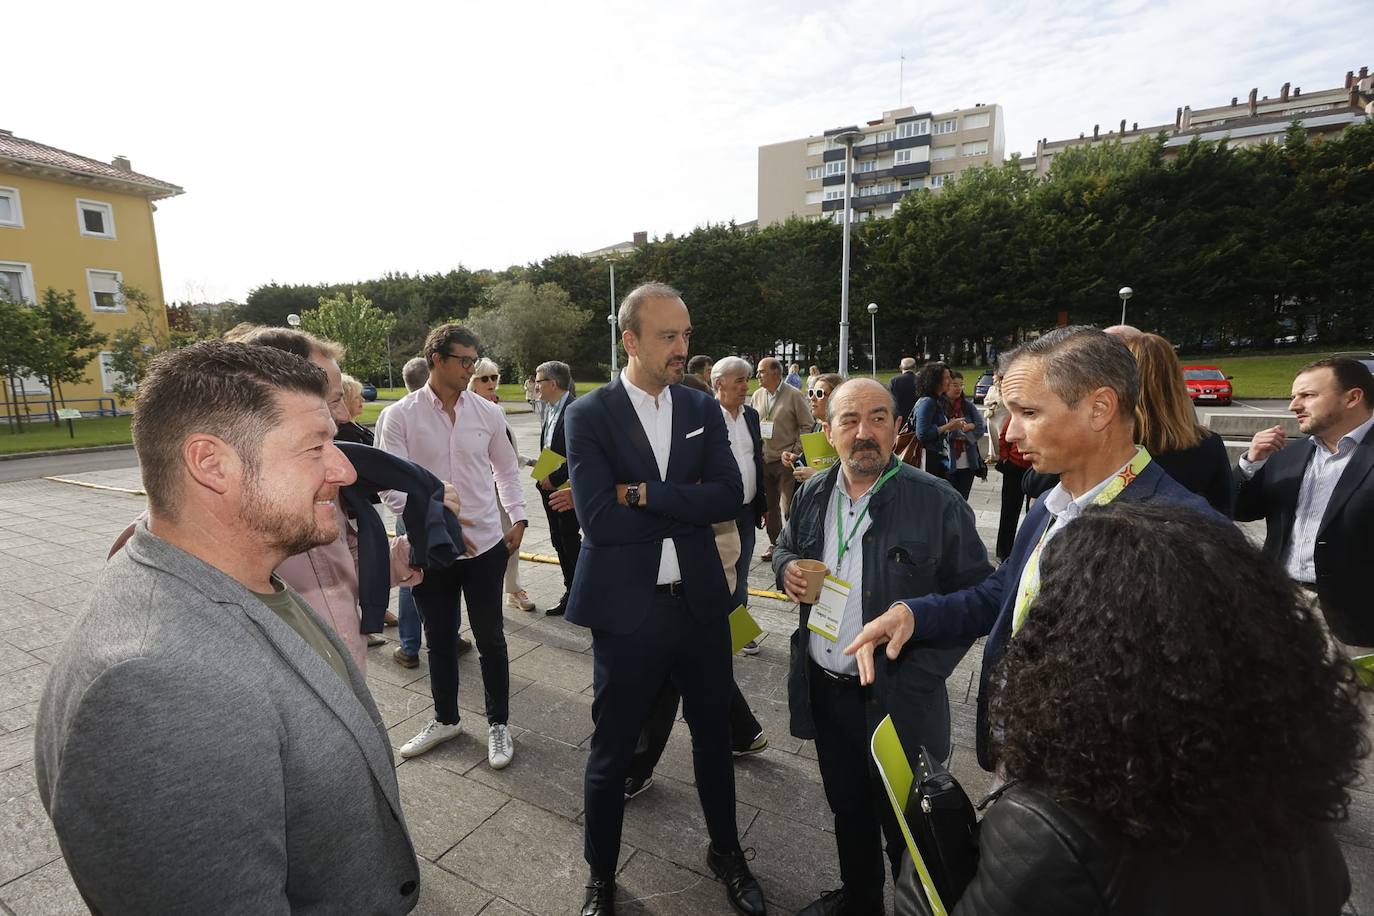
[996,463,1028,561]
[539,487,581,592]
[810,661,904,911]
[923,450,946,480]
[947,467,975,500]
[584,594,740,876]
[628,674,763,782]
[411,541,509,726]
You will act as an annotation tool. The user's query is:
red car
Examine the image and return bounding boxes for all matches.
[1182,365,1233,406]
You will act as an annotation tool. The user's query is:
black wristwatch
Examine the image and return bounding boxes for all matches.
[625,484,641,508]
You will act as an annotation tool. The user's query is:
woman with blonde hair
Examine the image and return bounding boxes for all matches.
[1127,333,1234,516]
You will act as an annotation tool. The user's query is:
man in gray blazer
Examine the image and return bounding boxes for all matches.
[34,340,421,914]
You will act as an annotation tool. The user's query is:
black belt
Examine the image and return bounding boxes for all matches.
[814,664,860,685]
[1297,581,1317,590]
[655,582,684,596]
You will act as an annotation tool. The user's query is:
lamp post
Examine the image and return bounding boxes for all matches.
[867,302,879,377]
[607,258,620,380]
[1118,286,1133,326]
[286,313,301,327]
[831,126,864,376]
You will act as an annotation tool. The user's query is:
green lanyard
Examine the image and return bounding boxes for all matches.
[835,461,903,566]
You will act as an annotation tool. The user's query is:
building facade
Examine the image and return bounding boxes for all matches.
[1020,67,1374,177]
[0,129,182,413]
[757,102,1005,227]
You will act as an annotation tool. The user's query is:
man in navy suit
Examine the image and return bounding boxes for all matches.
[845,326,1219,771]
[564,283,767,916]
[1235,357,1374,649]
[535,359,580,617]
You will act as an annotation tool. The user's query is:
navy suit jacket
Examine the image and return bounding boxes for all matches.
[1235,433,1374,645]
[541,393,575,489]
[741,404,767,520]
[564,378,743,635]
[903,459,1219,770]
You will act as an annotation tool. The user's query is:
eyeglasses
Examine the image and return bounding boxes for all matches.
[807,388,828,398]
[437,353,478,368]
[475,374,499,383]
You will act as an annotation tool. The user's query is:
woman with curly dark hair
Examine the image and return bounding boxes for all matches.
[949,501,1364,915]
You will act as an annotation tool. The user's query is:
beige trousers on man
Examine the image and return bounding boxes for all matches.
[761,459,796,546]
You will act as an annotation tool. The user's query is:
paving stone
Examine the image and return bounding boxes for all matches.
[509,645,594,694]
[0,855,84,916]
[473,898,536,916]
[615,771,759,873]
[615,848,728,915]
[1342,843,1374,914]
[729,745,834,833]
[507,683,594,747]
[412,856,494,916]
[440,798,591,916]
[3,617,74,653]
[508,619,594,655]
[366,677,437,730]
[387,709,490,776]
[0,789,62,886]
[0,701,41,734]
[0,643,42,678]
[0,761,35,803]
[466,730,588,820]
[364,644,431,689]
[948,744,996,806]
[739,810,844,915]
[395,759,508,860]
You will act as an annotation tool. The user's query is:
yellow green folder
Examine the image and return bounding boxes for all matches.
[530,448,566,481]
[800,431,838,469]
[729,605,762,655]
[1353,654,1374,688]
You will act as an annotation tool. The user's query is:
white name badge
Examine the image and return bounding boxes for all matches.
[760,421,775,440]
[806,575,851,642]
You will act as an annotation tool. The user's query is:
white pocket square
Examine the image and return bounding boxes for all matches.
[685,427,705,439]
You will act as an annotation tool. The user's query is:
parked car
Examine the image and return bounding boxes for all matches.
[973,371,995,404]
[1181,366,1233,406]
[361,382,378,402]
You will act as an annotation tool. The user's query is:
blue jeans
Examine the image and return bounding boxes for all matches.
[397,586,422,655]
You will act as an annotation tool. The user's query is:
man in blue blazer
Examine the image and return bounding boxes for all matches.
[845,327,1220,771]
[564,283,767,916]
[535,359,580,616]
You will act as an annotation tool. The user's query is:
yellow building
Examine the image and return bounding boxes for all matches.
[0,128,182,414]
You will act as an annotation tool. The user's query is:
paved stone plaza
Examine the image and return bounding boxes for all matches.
[0,409,1370,914]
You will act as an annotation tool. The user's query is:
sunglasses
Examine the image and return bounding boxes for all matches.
[807,388,829,398]
[475,374,499,383]
[437,353,478,368]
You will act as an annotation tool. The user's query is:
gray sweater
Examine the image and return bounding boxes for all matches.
[34,525,419,914]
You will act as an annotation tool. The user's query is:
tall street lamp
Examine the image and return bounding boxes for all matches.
[831,126,864,376]
[867,302,879,377]
[606,258,620,380]
[1118,286,1134,326]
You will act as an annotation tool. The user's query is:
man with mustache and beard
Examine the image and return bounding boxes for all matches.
[564,282,766,916]
[773,377,992,916]
[35,341,422,913]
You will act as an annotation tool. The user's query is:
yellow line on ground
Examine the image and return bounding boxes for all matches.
[44,476,146,496]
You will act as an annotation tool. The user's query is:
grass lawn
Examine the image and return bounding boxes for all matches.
[0,415,134,455]
[1179,349,1357,399]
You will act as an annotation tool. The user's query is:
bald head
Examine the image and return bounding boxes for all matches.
[826,378,899,480]
[757,357,783,393]
[1103,324,1143,343]
[900,357,917,372]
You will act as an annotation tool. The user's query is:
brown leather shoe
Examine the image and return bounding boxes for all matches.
[383,611,399,627]
[392,647,419,669]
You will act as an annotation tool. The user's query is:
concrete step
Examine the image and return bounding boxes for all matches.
[1203,412,1299,439]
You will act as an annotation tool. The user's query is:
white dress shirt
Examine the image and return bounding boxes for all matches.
[1240,414,1374,583]
[808,474,880,676]
[721,404,758,507]
[374,384,527,559]
[621,374,682,585]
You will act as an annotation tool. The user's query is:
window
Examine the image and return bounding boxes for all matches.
[807,140,825,156]
[0,261,35,303]
[98,351,132,394]
[87,269,124,312]
[963,112,991,130]
[823,188,845,201]
[77,199,116,238]
[806,165,824,180]
[961,140,989,157]
[805,189,823,205]
[933,118,957,135]
[897,120,929,138]
[931,145,956,161]
[854,159,877,173]
[931,174,953,188]
[0,187,22,228]
[873,130,895,144]
[824,160,846,176]
[894,148,914,165]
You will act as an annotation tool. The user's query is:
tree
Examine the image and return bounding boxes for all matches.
[106,284,171,400]
[299,290,396,382]
[464,281,592,379]
[30,288,107,411]
[0,296,42,431]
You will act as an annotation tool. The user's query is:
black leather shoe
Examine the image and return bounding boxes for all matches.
[706,846,766,916]
[581,876,615,915]
[797,887,880,916]
[545,593,569,617]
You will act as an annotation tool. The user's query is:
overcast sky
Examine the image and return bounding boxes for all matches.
[6,0,1364,303]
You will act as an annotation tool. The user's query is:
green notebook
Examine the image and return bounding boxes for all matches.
[729,605,763,655]
[530,448,566,481]
[799,431,839,470]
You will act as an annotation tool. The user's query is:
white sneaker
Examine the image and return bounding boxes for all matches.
[399,719,461,758]
[488,723,514,769]
[741,639,761,656]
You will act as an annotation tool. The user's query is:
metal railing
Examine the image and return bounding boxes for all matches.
[0,396,119,422]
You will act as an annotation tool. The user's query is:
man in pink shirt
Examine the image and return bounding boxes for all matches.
[376,323,528,770]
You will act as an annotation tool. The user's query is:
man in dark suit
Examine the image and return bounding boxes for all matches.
[1235,356,1374,649]
[564,282,767,916]
[846,327,1219,772]
[535,359,581,617]
[888,357,918,427]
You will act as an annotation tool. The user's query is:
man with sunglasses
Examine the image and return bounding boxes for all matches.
[375,324,527,769]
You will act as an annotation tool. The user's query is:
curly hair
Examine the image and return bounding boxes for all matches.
[988,501,1366,847]
[913,362,949,401]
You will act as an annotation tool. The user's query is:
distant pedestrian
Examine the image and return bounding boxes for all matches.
[786,362,803,389]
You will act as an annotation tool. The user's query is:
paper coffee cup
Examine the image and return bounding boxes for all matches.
[796,559,828,604]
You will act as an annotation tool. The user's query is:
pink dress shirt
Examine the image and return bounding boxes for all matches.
[375,384,527,558]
